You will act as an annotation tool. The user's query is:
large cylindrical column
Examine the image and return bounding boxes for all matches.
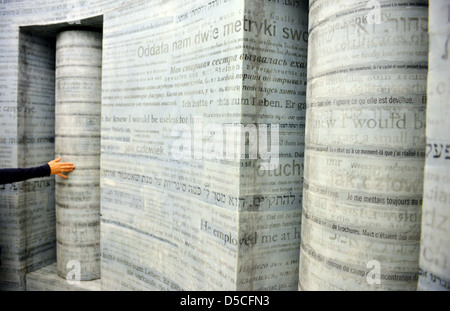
[300,0,428,290]
[55,30,102,281]
[418,0,450,291]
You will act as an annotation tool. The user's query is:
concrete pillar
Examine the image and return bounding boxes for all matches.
[55,30,102,281]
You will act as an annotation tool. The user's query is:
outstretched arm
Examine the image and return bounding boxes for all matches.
[0,164,50,184]
[0,157,75,184]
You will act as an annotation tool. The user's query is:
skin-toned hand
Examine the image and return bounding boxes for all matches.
[48,157,75,179]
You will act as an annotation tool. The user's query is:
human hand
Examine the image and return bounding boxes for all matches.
[48,157,75,179]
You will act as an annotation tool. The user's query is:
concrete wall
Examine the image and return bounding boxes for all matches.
[0,0,307,290]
